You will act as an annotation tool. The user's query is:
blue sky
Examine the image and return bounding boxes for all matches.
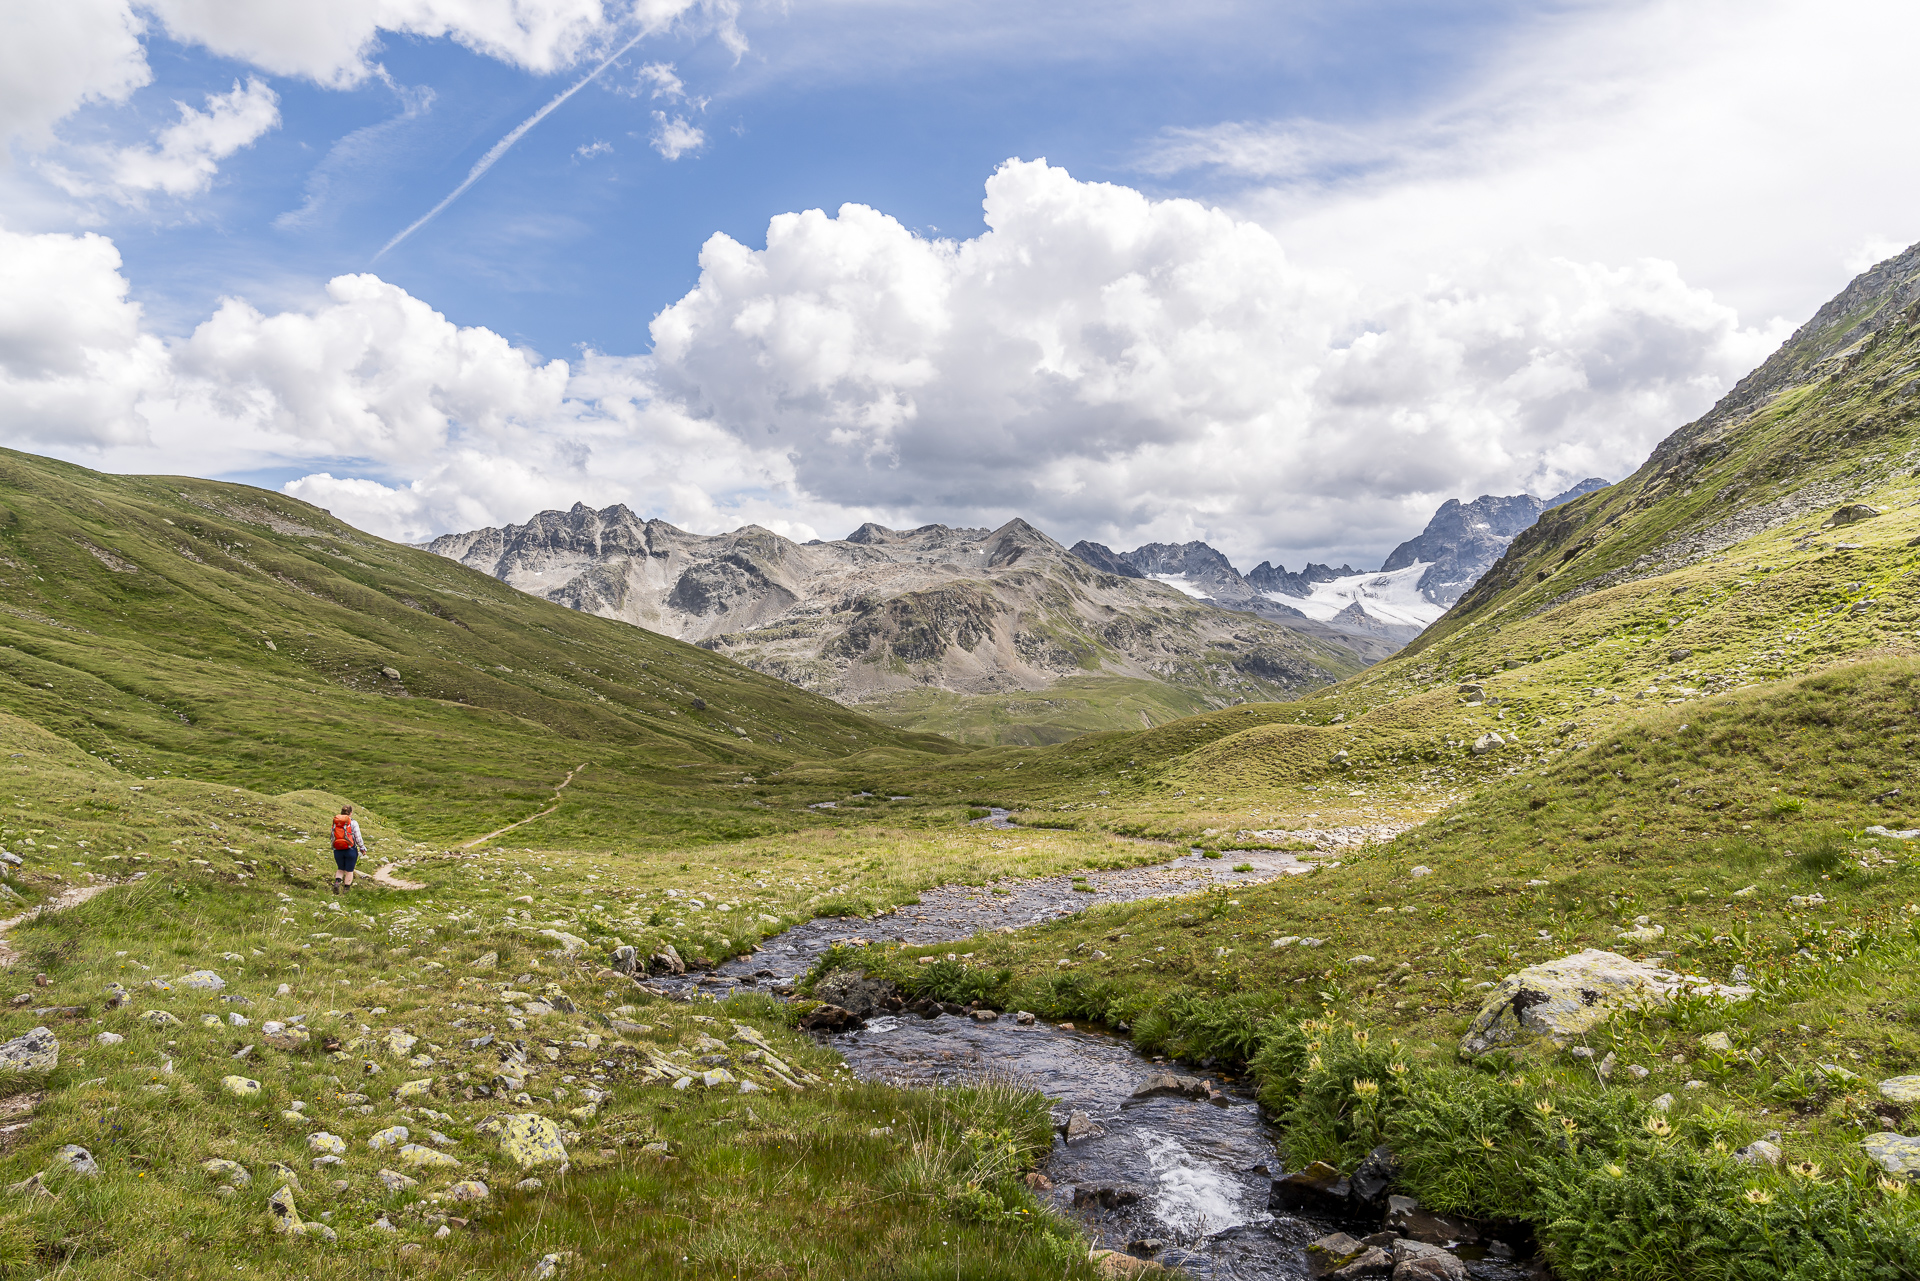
[5,1,1919,569]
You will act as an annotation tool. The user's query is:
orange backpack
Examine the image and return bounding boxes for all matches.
[333,815,353,849]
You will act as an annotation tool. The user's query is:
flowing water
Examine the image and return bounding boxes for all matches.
[652,824,1518,1278]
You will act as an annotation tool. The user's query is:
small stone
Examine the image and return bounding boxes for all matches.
[96,1032,124,1046]
[177,970,225,992]
[221,1075,262,1097]
[1701,1032,1734,1054]
[469,951,499,971]
[383,1030,418,1059]
[1626,1064,1649,1080]
[531,1252,576,1281]
[139,1010,182,1029]
[368,1126,410,1151]
[56,1145,99,1176]
[1684,1079,1706,1091]
[447,1179,490,1202]
[1597,1051,1616,1079]
[267,1184,301,1234]
[516,1177,544,1192]
[261,1021,311,1052]
[311,1154,342,1169]
[1014,1011,1035,1026]
[1064,1110,1103,1142]
[307,1132,346,1156]
[1734,1139,1782,1167]
[1410,865,1433,878]
[377,1168,418,1191]
[204,1158,252,1187]
[394,1077,434,1100]
[1650,1093,1675,1112]
[434,1224,452,1239]
[1391,1239,1467,1280]
[970,1009,999,1023]
[371,1215,398,1233]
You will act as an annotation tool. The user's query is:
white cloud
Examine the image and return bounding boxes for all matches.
[632,61,686,99]
[574,139,613,160]
[101,77,281,200]
[649,111,705,159]
[0,225,167,446]
[643,158,1776,566]
[0,0,150,152]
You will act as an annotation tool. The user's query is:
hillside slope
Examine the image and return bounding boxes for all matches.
[0,449,965,848]
[431,506,1377,742]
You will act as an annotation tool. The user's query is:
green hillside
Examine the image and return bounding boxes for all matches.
[0,449,965,849]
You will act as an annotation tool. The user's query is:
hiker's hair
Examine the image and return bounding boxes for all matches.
[341,805,353,814]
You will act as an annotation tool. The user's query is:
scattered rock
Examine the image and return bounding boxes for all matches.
[1409,866,1433,879]
[204,1158,252,1187]
[1470,733,1504,755]
[177,970,225,992]
[1650,1094,1675,1113]
[1461,950,1752,1055]
[307,1133,346,1156]
[1863,1132,1920,1176]
[382,1030,418,1058]
[1128,1072,1214,1103]
[1700,1032,1734,1054]
[1063,1110,1104,1142]
[531,1250,577,1279]
[970,1008,999,1023]
[1305,1232,1390,1279]
[1733,1139,1782,1168]
[138,1011,182,1030]
[1269,1161,1355,1219]
[1826,503,1880,527]
[650,945,686,976]
[1013,1011,1036,1026]
[516,1177,544,1192]
[537,929,588,954]
[1089,1247,1166,1277]
[1385,1194,1478,1245]
[1667,649,1693,664]
[267,1184,301,1234]
[447,1179,490,1202]
[609,946,640,975]
[394,1077,434,1100]
[377,1168,418,1191]
[368,1126,409,1151]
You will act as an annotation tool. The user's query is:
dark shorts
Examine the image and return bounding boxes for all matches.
[333,846,360,872]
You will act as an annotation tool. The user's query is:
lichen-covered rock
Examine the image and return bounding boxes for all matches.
[307,1132,346,1156]
[268,1184,302,1234]
[609,945,640,975]
[1877,1076,1920,1104]
[383,1030,418,1058]
[0,1027,58,1073]
[537,929,588,954]
[1863,1132,1920,1176]
[177,970,225,991]
[377,1168,418,1191]
[368,1126,409,1150]
[1461,950,1752,1054]
[261,1021,310,1052]
[221,1075,261,1097]
[496,1113,567,1169]
[398,1143,461,1170]
[394,1077,434,1100]
[447,1179,490,1202]
[531,1252,577,1280]
[204,1158,252,1186]
[56,1145,99,1176]
[139,1010,182,1029]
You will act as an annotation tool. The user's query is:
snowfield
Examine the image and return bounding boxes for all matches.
[1265,562,1445,628]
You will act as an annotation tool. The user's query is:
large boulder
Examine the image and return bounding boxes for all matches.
[1462,950,1752,1055]
[812,971,898,1018]
[0,1027,57,1073]
[1270,1162,1355,1219]
[1392,1240,1467,1280]
[483,1113,567,1169]
[798,1004,863,1033]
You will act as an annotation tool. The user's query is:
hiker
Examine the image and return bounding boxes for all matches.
[331,804,365,894]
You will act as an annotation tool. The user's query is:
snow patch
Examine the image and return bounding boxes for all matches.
[1148,573,1212,599]
[1266,562,1445,628]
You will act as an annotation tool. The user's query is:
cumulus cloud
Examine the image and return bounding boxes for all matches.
[0,0,150,152]
[96,77,282,200]
[649,112,704,159]
[645,158,1777,564]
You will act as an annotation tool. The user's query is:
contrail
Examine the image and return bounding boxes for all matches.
[374,25,653,260]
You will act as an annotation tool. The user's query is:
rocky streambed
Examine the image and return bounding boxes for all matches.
[646,846,1541,1279]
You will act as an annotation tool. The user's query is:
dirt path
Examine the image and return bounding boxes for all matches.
[0,882,121,969]
[366,865,426,891]
[459,762,588,850]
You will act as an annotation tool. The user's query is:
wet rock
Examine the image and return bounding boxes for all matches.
[970,1008,999,1023]
[1014,1011,1036,1026]
[1391,1239,1467,1280]
[812,971,898,1017]
[1090,1248,1167,1277]
[1127,1072,1213,1103]
[1072,1183,1145,1209]
[1063,1110,1104,1142]
[798,1004,863,1033]
[1385,1195,1479,1245]
[649,945,686,976]
[1863,1132,1920,1176]
[1350,1145,1397,1203]
[1270,1161,1355,1219]
[1306,1232,1392,1279]
[1461,950,1751,1054]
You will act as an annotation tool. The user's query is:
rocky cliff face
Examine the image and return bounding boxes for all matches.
[1378,479,1608,606]
[431,509,1379,710]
